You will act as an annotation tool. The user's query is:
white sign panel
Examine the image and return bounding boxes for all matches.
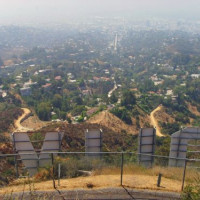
[138,128,156,167]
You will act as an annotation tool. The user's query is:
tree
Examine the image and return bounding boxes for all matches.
[139,79,157,92]
[37,102,51,121]
[110,107,132,125]
[110,93,118,104]
[61,99,70,112]
[121,90,136,108]
[52,94,62,109]
[78,79,85,88]
[71,105,86,116]
[60,111,67,120]
[73,96,83,105]
[161,122,180,135]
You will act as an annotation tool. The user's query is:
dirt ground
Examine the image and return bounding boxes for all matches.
[0,174,183,195]
[21,115,49,130]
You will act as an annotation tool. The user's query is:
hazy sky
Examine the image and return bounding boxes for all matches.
[0,0,200,25]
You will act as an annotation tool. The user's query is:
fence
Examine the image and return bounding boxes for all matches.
[1,151,200,193]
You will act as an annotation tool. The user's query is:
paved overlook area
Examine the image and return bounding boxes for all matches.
[2,188,180,200]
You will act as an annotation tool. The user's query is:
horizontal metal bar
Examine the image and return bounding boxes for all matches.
[39,158,51,160]
[41,149,59,151]
[171,150,187,152]
[172,136,200,139]
[171,143,187,146]
[13,140,61,143]
[31,140,43,143]
[18,150,36,152]
[86,146,102,148]
[140,160,153,162]
[23,166,38,169]
[139,135,154,138]
[17,158,38,161]
[1,152,200,162]
[187,166,200,169]
[187,151,200,153]
[188,144,200,147]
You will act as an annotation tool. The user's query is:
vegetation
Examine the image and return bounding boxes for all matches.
[36,102,51,121]
[110,106,132,125]
[121,90,136,109]
[160,122,180,135]
[181,178,200,200]
[0,103,23,133]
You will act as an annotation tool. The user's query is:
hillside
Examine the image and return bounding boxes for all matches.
[153,106,175,124]
[88,111,136,135]
[28,122,137,152]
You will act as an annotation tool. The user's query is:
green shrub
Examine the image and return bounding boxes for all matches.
[181,176,200,200]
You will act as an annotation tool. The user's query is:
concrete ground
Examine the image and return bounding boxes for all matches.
[2,187,181,200]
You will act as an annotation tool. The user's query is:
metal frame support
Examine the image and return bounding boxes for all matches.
[58,163,61,186]
[51,153,56,189]
[12,133,19,178]
[152,128,156,167]
[120,153,124,186]
[181,160,187,191]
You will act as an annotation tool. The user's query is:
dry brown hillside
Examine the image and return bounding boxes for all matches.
[88,111,136,134]
[154,106,175,124]
[29,122,137,152]
[187,103,200,117]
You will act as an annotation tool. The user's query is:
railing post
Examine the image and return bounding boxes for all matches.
[12,133,19,178]
[51,153,56,189]
[181,159,187,191]
[58,163,61,186]
[14,155,19,178]
[157,173,162,187]
[120,152,124,186]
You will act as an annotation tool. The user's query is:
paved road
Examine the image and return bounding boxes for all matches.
[2,187,180,200]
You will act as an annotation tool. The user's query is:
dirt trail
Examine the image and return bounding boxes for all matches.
[150,106,164,137]
[108,79,117,98]
[14,108,33,131]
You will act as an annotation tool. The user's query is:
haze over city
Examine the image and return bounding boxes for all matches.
[0,0,200,25]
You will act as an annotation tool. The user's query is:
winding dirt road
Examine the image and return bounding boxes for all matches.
[108,80,117,98]
[150,105,165,137]
[14,108,33,131]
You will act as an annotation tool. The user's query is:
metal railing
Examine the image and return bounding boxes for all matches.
[1,151,200,192]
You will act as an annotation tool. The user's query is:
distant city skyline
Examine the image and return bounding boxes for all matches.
[0,0,200,25]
